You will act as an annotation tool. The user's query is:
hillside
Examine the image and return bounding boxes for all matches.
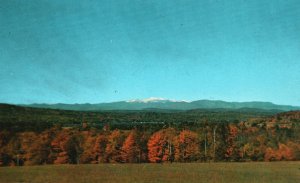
[0,103,283,131]
[1,104,300,166]
[0,104,300,166]
[22,98,300,111]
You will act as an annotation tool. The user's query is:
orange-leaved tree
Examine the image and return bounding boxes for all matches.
[225,124,239,161]
[105,130,124,163]
[174,130,200,162]
[93,133,108,163]
[20,131,53,165]
[147,128,176,163]
[51,130,70,164]
[121,130,140,163]
[80,131,97,164]
[276,143,294,161]
[264,147,277,161]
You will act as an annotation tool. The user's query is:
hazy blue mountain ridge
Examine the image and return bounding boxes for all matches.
[22,98,300,111]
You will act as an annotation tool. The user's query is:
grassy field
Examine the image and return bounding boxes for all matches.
[0,162,299,183]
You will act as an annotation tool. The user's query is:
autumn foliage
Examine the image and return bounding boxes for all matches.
[264,142,297,161]
[105,130,124,163]
[93,134,107,163]
[225,125,239,160]
[174,130,200,162]
[0,112,300,166]
[121,130,141,163]
[147,128,176,163]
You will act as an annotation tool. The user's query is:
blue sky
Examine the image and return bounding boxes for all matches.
[0,0,300,105]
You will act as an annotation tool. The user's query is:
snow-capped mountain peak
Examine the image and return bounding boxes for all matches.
[126,97,167,103]
[126,97,190,103]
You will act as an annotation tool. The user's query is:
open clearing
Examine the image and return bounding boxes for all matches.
[0,162,299,183]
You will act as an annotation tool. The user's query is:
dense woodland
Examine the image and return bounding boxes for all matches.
[0,104,300,166]
[0,104,281,132]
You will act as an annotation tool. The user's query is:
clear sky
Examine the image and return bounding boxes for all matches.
[0,0,300,105]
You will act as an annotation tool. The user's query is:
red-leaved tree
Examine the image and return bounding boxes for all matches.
[121,130,140,163]
[174,130,200,162]
[147,128,176,163]
[105,130,124,163]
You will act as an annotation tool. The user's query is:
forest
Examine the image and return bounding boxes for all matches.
[0,104,300,166]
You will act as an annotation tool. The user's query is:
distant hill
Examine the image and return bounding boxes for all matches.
[21,98,300,111]
[0,103,286,132]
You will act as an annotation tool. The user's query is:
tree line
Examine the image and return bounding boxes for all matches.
[0,114,299,166]
[0,104,279,132]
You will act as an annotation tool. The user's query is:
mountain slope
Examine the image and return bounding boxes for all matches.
[21,98,300,111]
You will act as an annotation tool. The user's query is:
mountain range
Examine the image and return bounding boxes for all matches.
[22,97,300,111]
